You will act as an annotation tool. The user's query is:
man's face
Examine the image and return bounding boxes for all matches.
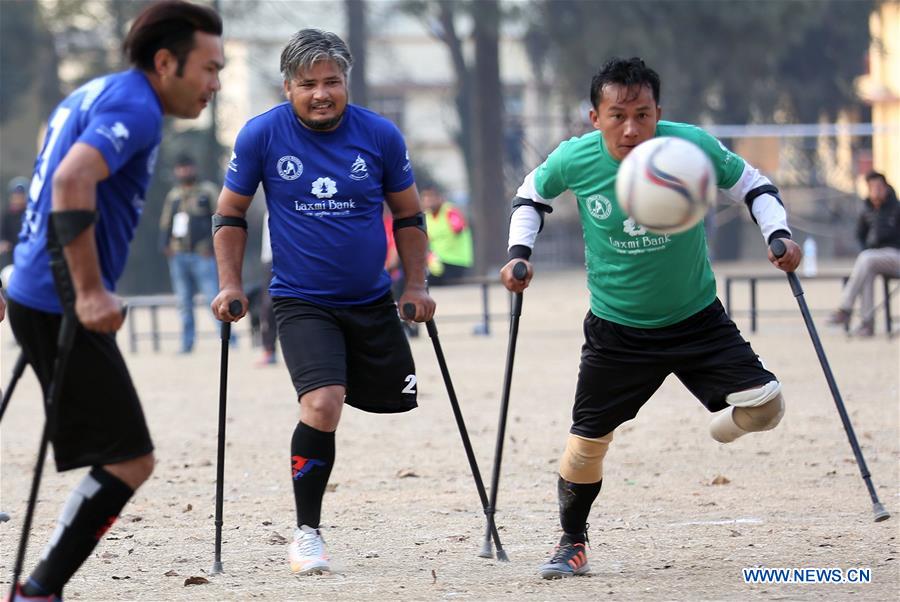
[590,83,661,162]
[420,188,443,212]
[284,59,349,131]
[8,191,26,212]
[867,177,888,206]
[174,164,197,184]
[159,32,224,119]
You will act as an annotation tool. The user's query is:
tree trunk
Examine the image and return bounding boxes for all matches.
[346,0,368,108]
[469,0,505,275]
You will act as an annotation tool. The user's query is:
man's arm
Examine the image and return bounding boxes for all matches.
[502,167,554,292]
[723,163,801,272]
[856,208,870,249]
[51,142,123,332]
[385,184,435,322]
[210,187,253,321]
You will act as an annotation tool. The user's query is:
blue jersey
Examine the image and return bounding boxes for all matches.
[8,69,163,314]
[225,103,414,307]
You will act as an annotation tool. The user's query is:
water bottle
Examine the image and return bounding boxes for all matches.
[802,237,818,277]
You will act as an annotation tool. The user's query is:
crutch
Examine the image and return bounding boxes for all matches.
[0,353,29,525]
[481,261,528,559]
[211,299,243,575]
[401,303,506,560]
[8,232,81,600]
[0,353,28,423]
[771,239,890,522]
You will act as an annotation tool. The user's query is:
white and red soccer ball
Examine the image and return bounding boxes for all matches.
[616,136,716,234]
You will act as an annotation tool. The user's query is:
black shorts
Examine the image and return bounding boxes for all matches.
[273,294,417,414]
[7,299,154,472]
[572,299,776,438]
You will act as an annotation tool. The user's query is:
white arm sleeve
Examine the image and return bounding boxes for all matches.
[724,163,791,242]
[508,168,555,251]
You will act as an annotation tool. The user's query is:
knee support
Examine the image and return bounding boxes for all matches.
[559,431,613,484]
[710,381,785,443]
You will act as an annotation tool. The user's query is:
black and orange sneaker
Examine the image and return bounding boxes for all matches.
[539,530,590,579]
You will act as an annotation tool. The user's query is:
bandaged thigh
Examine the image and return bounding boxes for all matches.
[559,431,613,484]
[710,381,785,442]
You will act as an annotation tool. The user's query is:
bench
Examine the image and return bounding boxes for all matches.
[124,277,508,352]
[428,275,505,336]
[723,273,896,334]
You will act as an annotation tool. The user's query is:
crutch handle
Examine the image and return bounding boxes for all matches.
[512,261,528,281]
[770,238,786,258]
[770,239,804,297]
[227,299,243,317]
[402,303,416,320]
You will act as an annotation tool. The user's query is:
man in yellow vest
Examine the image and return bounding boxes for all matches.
[422,185,474,285]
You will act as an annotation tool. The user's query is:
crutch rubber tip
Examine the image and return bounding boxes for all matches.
[495,549,510,562]
[873,503,891,522]
[211,561,224,574]
[0,512,10,522]
[478,542,494,559]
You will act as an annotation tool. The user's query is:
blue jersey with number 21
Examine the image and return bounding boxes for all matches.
[9,69,163,314]
[224,103,414,307]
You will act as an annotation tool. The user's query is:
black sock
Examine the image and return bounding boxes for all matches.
[558,476,602,543]
[291,421,335,529]
[23,467,133,597]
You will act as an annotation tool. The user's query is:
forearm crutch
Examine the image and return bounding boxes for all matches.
[402,303,506,559]
[8,228,80,600]
[211,299,243,575]
[481,261,528,559]
[771,239,890,522]
[0,353,28,423]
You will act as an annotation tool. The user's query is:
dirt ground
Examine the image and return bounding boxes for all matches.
[1,263,898,601]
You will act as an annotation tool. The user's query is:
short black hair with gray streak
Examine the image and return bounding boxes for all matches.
[280,29,353,81]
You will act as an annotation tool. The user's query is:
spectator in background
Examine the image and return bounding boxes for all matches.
[421,185,474,285]
[1,177,29,268]
[159,154,221,353]
[828,171,900,336]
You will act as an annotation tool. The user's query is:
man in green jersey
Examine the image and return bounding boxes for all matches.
[501,57,802,579]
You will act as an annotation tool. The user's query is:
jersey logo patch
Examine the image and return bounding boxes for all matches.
[96,121,130,152]
[349,154,369,180]
[311,177,338,199]
[586,193,612,220]
[623,217,647,237]
[278,155,303,180]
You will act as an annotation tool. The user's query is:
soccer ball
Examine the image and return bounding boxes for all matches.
[615,136,716,234]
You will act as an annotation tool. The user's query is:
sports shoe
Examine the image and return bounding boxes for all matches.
[539,530,591,579]
[3,583,62,602]
[288,525,330,575]
[826,309,851,327]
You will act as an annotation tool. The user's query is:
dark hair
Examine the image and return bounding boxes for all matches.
[124,0,222,76]
[174,154,196,167]
[865,171,887,184]
[590,57,661,109]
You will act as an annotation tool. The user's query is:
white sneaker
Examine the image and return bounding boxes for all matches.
[288,525,330,574]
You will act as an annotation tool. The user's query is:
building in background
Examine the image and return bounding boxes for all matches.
[857,1,900,187]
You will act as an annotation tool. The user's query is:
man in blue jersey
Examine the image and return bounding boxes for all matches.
[211,29,434,575]
[5,2,223,599]
[501,58,802,579]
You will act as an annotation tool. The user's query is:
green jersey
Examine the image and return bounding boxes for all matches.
[534,121,745,328]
